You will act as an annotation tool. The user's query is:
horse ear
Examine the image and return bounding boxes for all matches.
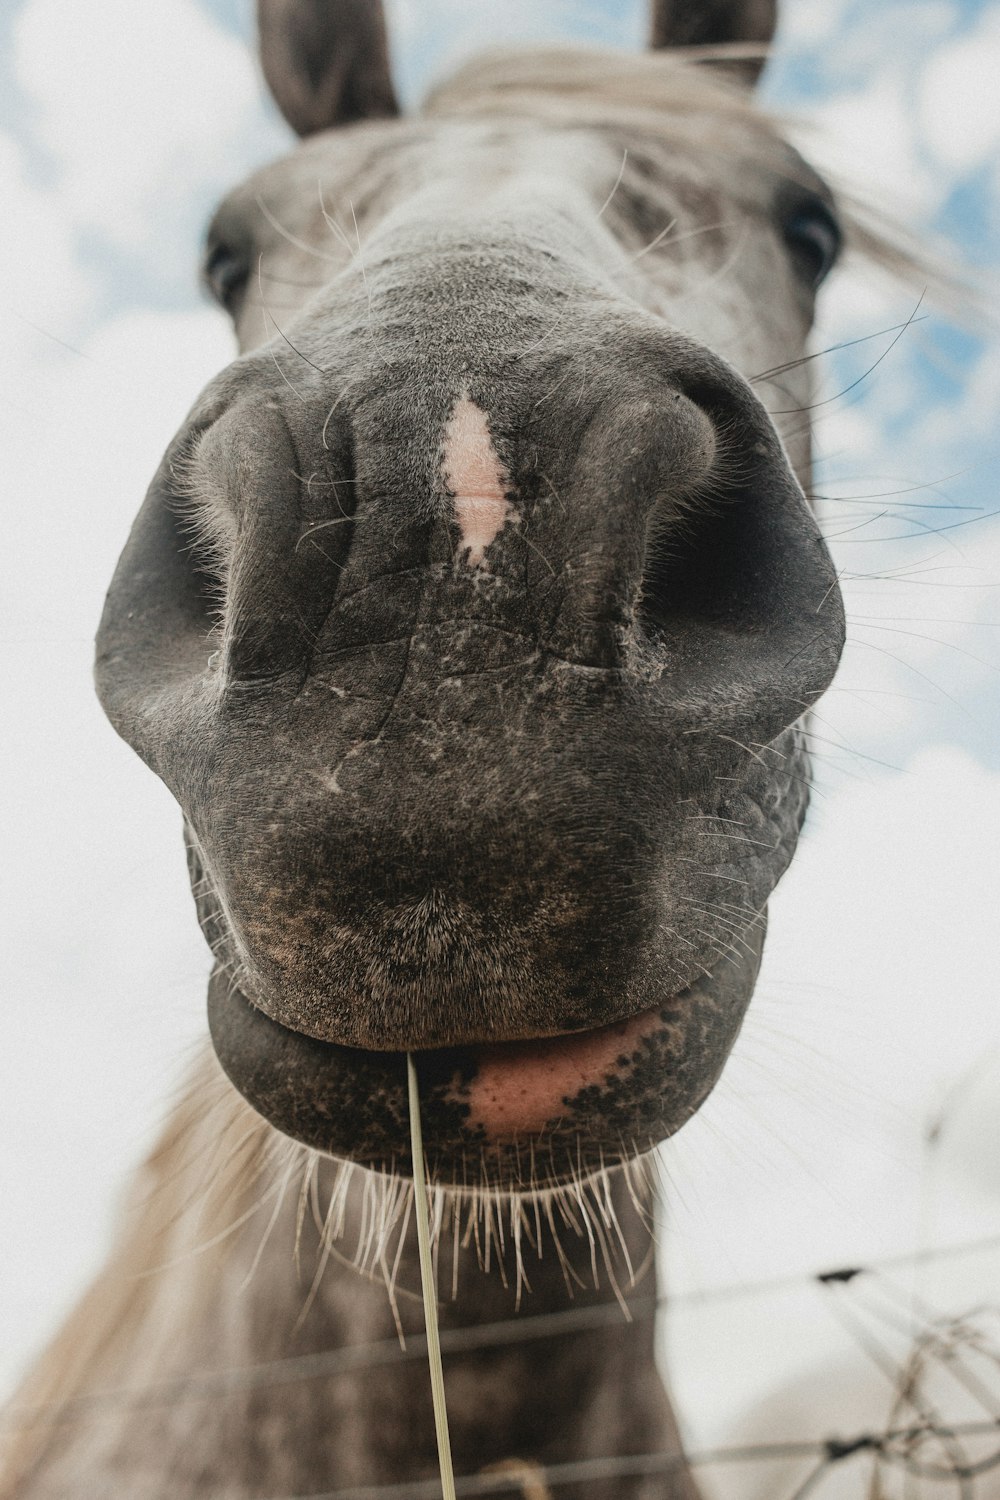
[649,0,777,84]
[257,0,399,136]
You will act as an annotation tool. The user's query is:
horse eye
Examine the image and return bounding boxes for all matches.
[204,243,250,311]
[782,200,842,289]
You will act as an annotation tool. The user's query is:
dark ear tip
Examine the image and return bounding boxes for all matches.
[650,0,778,83]
[258,0,400,137]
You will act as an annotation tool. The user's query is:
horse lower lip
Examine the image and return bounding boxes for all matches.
[453,1004,669,1138]
[207,915,765,1180]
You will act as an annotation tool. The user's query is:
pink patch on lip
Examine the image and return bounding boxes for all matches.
[441,397,516,566]
[461,1006,666,1139]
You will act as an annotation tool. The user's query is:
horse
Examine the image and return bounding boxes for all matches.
[1,1,929,1494]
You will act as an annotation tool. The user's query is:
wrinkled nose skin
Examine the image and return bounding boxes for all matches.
[96,230,843,1162]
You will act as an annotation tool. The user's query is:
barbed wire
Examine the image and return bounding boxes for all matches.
[6,1226,1000,1433]
[250,1419,1000,1500]
[7,1208,1000,1499]
[260,1273,1000,1500]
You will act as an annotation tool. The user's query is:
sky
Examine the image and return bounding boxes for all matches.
[1,0,999,1492]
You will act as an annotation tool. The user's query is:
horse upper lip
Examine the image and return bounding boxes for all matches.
[235,922,752,1056]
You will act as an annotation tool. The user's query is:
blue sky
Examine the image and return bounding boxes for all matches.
[1,0,999,1472]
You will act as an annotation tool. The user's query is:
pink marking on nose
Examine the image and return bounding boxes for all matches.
[441,397,516,567]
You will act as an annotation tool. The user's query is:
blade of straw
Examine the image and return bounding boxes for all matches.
[406,1052,457,1500]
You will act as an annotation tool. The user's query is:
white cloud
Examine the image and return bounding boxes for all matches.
[773,0,853,53]
[1,305,237,640]
[821,518,1000,766]
[0,293,235,1396]
[920,9,1000,173]
[806,339,1000,758]
[931,325,1000,448]
[804,71,939,220]
[13,0,286,254]
[0,130,95,385]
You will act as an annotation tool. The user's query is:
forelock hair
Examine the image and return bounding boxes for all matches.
[422,44,969,309]
[422,43,779,138]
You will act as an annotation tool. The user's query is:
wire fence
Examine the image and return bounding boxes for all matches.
[6,1229,1000,1429]
[6,1225,1000,1498]
[248,1419,1000,1500]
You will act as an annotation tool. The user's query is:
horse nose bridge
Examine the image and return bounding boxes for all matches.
[190,305,842,721]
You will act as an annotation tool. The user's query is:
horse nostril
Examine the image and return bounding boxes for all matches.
[636,373,845,740]
[639,451,776,639]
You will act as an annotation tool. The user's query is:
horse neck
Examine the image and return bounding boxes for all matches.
[6,1049,697,1499]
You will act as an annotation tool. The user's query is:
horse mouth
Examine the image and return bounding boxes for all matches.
[207,912,765,1186]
